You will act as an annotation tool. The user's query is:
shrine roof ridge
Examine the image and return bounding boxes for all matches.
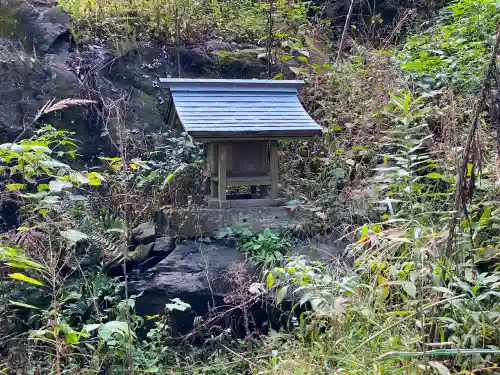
[160,78,322,140]
[159,78,305,93]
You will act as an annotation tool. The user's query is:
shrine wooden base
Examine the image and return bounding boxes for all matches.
[208,198,283,209]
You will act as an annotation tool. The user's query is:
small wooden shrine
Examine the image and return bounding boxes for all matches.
[160,79,322,208]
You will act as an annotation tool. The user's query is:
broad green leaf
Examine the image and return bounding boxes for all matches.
[428,361,450,375]
[65,331,79,344]
[456,280,474,296]
[83,324,101,333]
[144,368,159,373]
[6,184,24,191]
[477,291,500,301]
[299,292,312,307]
[276,286,288,305]
[377,275,390,300]
[165,298,191,312]
[426,172,442,179]
[9,273,44,286]
[482,275,500,285]
[402,282,417,298]
[69,194,87,201]
[40,159,69,169]
[61,230,88,244]
[431,287,454,295]
[6,262,32,269]
[71,172,90,184]
[467,163,473,177]
[0,143,26,153]
[88,172,103,186]
[23,191,49,200]
[9,300,41,310]
[379,348,500,360]
[360,224,369,241]
[98,321,131,341]
[165,173,175,184]
[62,291,82,301]
[266,272,275,289]
[102,157,122,162]
[162,165,185,186]
[29,145,51,153]
[42,196,61,204]
[49,179,73,192]
[389,310,413,316]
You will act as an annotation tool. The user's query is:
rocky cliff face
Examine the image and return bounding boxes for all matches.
[0,0,267,157]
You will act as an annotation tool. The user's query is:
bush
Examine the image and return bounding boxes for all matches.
[58,0,309,45]
[399,0,500,91]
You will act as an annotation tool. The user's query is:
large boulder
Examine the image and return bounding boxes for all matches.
[129,240,255,333]
[126,235,350,335]
[131,222,156,245]
[0,0,70,52]
[0,49,80,142]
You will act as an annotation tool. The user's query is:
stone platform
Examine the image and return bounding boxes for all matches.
[156,206,299,237]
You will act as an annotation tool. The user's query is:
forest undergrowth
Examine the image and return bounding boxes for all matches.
[1,0,500,374]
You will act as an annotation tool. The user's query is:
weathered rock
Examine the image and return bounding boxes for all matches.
[153,236,176,255]
[131,222,156,245]
[0,0,70,52]
[0,52,68,141]
[140,242,155,258]
[0,196,20,232]
[210,49,265,79]
[205,39,232,52]
[292,237,350,264]
[32,7,71,52]
[129,240,254,333]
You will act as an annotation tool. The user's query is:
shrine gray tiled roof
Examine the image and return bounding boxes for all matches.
[160,79,322,140]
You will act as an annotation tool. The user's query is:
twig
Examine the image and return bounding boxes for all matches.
[175,3,181,78]
[266,0,274,78]
[382,9,416,48]
[113,98,135,375]
[337,0,356,62]
[219,343,265,371]
[445,21,500,258]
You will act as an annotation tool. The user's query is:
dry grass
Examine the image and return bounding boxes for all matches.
[34,99,95,123]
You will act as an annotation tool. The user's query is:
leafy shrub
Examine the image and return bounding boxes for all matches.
[399,0,500,91]
[0,124,105,218]
[240,227,291,266]
[374,91,454,219]
[216,224,291,266]
[58,0,308,44]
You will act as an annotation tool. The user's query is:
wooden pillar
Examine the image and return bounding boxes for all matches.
[270,141,279,199]
[260,141,269,198]
[209,144,218,198]
[218,144,227,203]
